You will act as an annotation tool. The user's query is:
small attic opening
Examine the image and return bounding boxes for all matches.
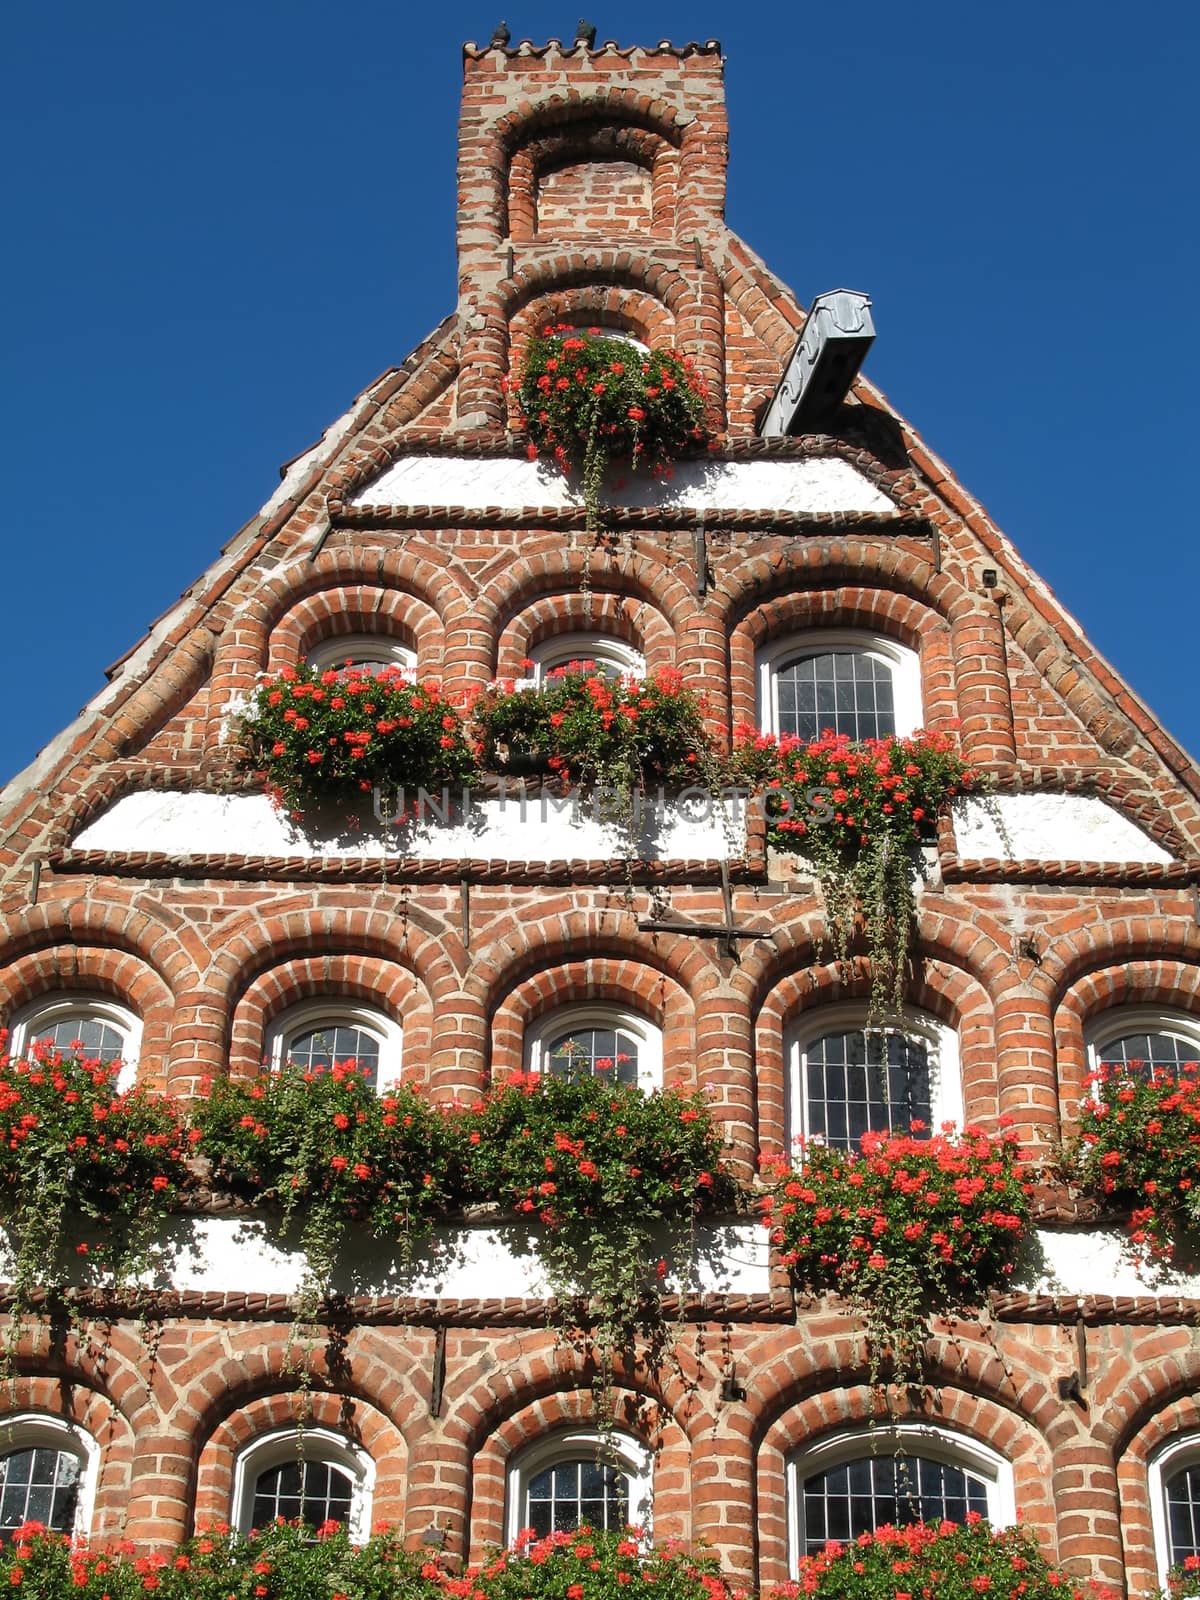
[507,117,679,242]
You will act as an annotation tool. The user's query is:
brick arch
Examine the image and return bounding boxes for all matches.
[207,546,474,729]
[0,899,200,1005]
[475,539,697,636]
[753,955,995,1159]
[495,590,673,679]
[228,953,434,1087]
[267,584,441,678]
[1116,1390,1200,1595]
[0,1374,136,1546]
[170,1322,429,1446]
[752,1374,1058,1591]
[718,541,955,636]
[1055,959,1200,1131]
[193,1387,409,1535]
[466,1385,691,1561]
[490,956,695,1087]
[0,944,175,1091]
[727,581,954,736]
[488,88,688,243]
[468,908,721,1020]
[169,898,464,1096]
[509,123,677,243]
[1035,914,1200,1003]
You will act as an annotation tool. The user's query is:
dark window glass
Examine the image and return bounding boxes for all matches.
[546,1027,639,1088]
[287,1025,381,1089]
[1098,1032,1198,1080]
[775,652,895,743]
[32,1017,124,1064]
[251,1458,354,1532]
[804,1029,932,1150]
[1167,1464,1200,1566]
[800,1453,988,1555]
[0,1447,80,1542]
[525,1458,629,1536]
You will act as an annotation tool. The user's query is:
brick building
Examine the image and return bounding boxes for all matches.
[1,29,1198,1596]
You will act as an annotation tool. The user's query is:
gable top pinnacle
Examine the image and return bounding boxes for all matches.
[462,36,722,61]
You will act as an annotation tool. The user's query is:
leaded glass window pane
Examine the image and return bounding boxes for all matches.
[32,1018,124,1064]
[0,1447,80,1542]
[776,653,896,743]
[1098,1032,1197,1079]
[287,1025,381,1088]
[525,1458,629,1536]
[805,1030,932,1150]
[251,1458,354,1532]
[546,1027,639,1088]
[800,1454,988,1555]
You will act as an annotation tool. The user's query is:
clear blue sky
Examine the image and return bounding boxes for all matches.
[3,1,1197,787]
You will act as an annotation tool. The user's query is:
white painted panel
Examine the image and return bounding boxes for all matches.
[1024,1227,1200,1298]
[72,789,746,862]
[0,1218,770,1300]
[952,793,1173,864]
[351,454,896,515]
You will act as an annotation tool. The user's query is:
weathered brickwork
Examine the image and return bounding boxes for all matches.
[1,31,1199,1597]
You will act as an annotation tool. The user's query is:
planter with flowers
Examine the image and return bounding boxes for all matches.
[731,728,978,1018]
[759,1121,1030,1394]
[767,1512,1098,1600]
[0,1517,429,1598]
[472,665,719,857]
[440,1527,737,1600]
[463,1070,734,1405]
[195,1061,460,1323]
[509,325,712,533]
[1072,1058,1200,1267]
[0,1042,192,1361]
[239,663,478,823]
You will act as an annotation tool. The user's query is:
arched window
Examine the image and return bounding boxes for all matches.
[757,633,921,743]
[307,634,416,679]
[525,1007,662,1093]
[788,1425,1013,1573]
[1149,1436,1200,1584]
[266,1002,403,1095]
[506,1429,652,1543]
[530,635,644,684]
[232,1428,374,1542]
[785,1008,961,1152]
[1087,1010,1200,1082]
[6,996,140,1092]
[0,1415,98,1544]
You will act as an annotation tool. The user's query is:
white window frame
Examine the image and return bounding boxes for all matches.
[307,634,416,678]
[231,1426,375,1543]
[757,631,922,741]
[1149,1433,1200,1587]
[1085,1008,1200,1081]
[7,995,141,1093]
[525,1006,663,1094]
[265,1001,403,1095]
[505,1427,652,1545]
[529,634,644,686]
[785,1005,962,1155]
[787,1423,1013,1577]
[0,1413,100,1542]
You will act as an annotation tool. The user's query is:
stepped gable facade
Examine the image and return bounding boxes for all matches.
[1,30,1199,1595]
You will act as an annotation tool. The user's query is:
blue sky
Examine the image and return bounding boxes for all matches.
[3,1,1197,787]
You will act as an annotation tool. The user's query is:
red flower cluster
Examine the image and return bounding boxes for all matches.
[760,1122,1030,1308]
[512,328,712,531]
[731,727,973,856]
[429,1525,739,1600]
[767,1514,1109,1600]
[240,663,478,819]
[472,665,714,792]
[0,1039,190,1296]
[1075,1057,1200,1263]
